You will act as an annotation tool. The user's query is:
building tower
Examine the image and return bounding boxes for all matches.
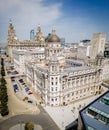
[90,33,106,60]
[45,29,63,59]
[35,25,45,47]
[30,29,35,40]
[46,29,62,106]
[7,20,18,61]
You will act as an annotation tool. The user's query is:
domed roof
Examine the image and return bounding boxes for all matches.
[48,29,60,42]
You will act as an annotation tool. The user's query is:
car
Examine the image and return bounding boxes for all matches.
[11,76,15,78]
[19,79,23,83]
[25,88,30,91]
[11,78,15,81]
[22,84,26,87]
[28,91,33,95]
[13,71,18,74]
[7,70,11,73]
[13,84,19,91]
[14,89,19,92]
[22,82,25,85]
[23,84,27,87]
[28,100,33,103]
[22,97,28,101]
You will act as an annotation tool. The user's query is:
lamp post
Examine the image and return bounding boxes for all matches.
[61,107,64,129]
[18,120,24,130]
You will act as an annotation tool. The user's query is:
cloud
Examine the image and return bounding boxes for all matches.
[0,0,62,41]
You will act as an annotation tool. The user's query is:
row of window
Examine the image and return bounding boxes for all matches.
[88,107,109,124]
[51,82,58,85]
[51,98,57,102]
[62,87,94,98]
[51,87,58,91]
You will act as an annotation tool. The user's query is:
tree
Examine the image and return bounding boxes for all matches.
[1,77,7,85]
[1,69,5,76]
[1,93,8,103]
[24,122,34,130]
[1,104,9,116]
[1,58,4,66]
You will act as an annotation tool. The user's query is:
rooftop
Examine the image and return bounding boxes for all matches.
[80,90,109,130]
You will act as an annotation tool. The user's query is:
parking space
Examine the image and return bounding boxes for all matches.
[5,60,38,106]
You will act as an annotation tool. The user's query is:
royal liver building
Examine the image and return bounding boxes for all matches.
[8,22,109,106]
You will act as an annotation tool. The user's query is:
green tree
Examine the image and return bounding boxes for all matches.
[1,104,9,116]
[1,58,4,66]
[1,77,7,84]
[1,93,8,103]
[24,122,34,130]
[1,69,5,76]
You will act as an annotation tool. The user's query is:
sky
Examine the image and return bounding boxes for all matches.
[0,0,109,44]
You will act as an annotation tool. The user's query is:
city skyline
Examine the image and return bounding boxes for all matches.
[0,0,109,44]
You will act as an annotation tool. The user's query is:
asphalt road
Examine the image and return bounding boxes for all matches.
[0,105,60,130]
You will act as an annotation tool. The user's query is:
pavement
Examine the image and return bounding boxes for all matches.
[44,87,108,130]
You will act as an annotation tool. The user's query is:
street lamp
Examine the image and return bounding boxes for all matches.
[18,120,24,130]
[61,107,64,129]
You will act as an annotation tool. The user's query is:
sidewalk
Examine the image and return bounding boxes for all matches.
[44,87,108,130]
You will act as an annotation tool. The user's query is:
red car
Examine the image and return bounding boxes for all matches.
[11,78,15,81]
[11,77,15,81]
[28,91,33,95]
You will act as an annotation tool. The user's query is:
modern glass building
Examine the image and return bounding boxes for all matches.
[66,90,109,130]
[30,29,35,40]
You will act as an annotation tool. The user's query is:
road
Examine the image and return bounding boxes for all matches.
[0,105,60,130]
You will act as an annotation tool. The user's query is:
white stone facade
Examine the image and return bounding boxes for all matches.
[24,30,103,106]
[13,48,45,74]
[10,25,108,107]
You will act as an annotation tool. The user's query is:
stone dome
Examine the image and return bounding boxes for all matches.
[48,29,60,42]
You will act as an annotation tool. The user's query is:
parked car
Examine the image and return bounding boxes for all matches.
[7,70,11,73]
[19,79,23,83]
[15,71,18,74]
[28,100,33,103]
[22,82,26,85]
[13,84,19,92]
[22,97,28,101]
[28,91,33,95]
[25,88,30,91]
[11,78,15,81]
[11,76,15,81]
